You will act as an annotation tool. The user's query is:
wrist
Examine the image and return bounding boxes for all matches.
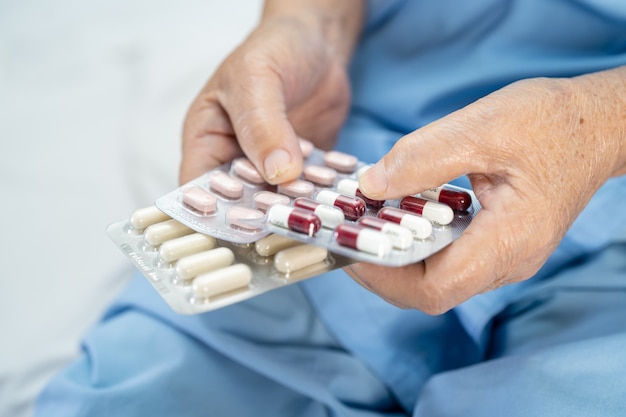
[573,66,626,178]
[261,0,365,63]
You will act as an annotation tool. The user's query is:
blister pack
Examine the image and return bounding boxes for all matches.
[154,140,481,267]
[108,141,480,313]
[106,206,354,314]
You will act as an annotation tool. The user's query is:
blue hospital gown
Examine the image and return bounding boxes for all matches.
[36,1,626,416]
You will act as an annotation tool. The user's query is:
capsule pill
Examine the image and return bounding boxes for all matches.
[176,247,235,281]
[334,224,392,257]
[315,189,366,221]
[419,186,472,212]
[377,207,432,240]
[337,178,385,209]
[255,234,301,257]
[357,217,413,250]
[267,204,322,236]
[293,198,345,229]
[192,263,252,299]
[159,233,217,263]
[129,206,170,231]
[400,196,454,225]
[144,219,194,246]
[274,244,328,274]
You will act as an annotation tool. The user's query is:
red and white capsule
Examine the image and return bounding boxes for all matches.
[419,186,472,212]
[334,223,392,257]
[267,204,322,236]
[315,189,366,221]
[336,179,385,209]
[377,207,432,240]
[293,198,345,229]
[357,217,413,250]
[400,196,454,225]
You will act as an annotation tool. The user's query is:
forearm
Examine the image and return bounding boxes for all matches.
[573,65,626,178]
[262,0,366,63]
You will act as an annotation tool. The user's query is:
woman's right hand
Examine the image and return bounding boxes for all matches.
[180,0,365,185]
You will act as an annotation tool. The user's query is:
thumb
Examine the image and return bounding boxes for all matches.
[359,115,483,199]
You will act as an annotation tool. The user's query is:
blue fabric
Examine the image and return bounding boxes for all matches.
[36,1,626,416]
[36,235,626,416]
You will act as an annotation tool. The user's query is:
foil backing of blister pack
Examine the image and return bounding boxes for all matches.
[155,148,481,267]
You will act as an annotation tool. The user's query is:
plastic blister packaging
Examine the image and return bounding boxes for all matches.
[107,206,354,314]
[154,141,481,267]
[108,143,481,313]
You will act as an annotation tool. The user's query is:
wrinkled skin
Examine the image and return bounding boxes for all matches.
[181,3,626,314]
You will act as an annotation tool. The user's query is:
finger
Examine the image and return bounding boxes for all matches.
[221,71,304,184]
[180,101,242,184]
[345,213,498,314]
[358,111,487,200]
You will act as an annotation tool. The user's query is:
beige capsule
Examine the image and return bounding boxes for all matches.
[274,244,328,274]
[255,234,301,257]
[144,219,194,246]
[159,233,217,263]
[129,205,170,231]
[192,263,252,299]
[176,247,235,281]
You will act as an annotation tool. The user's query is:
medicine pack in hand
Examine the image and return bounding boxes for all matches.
[108,140,480,313]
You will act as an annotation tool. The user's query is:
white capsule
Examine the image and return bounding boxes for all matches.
[357,217,413,250]
[192,263,252,299]
[159,233,217,263]
[336,178,359,196]
[129,206,170,231]
[334,224,393,257]
[293,198,345,229]
[378,207,433,240]
[175,247,235,281]
[312,205,345,229]
[400,196,454,226]
[267,204,322,236]
[144,219,194,246]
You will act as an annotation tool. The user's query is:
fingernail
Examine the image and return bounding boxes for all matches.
[263,149,292,181]
[359,163,388,198]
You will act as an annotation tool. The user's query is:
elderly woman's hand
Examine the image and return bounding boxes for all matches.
[351,68,626,314]
[179,0,365,185]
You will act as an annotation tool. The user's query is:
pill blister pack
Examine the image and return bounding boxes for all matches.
[154,141,481,267]
[107,206,354,314]
[108,141,480,313]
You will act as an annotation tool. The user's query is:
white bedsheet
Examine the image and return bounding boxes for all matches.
[0,2,260,416]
